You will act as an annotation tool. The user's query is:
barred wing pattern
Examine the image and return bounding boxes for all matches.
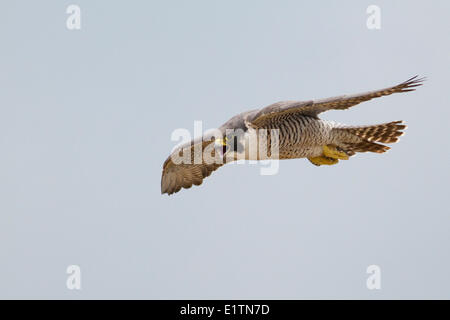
[249,76,424,127]
[161,139,223,195]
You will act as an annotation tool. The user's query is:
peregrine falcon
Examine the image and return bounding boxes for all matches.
[161,76,424,195]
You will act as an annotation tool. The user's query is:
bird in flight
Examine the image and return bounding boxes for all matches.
[161,76,424,195]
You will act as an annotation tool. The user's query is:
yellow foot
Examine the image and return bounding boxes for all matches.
[323,145,349,160]
[308,156,339,166]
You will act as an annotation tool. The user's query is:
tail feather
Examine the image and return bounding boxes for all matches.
[335,121,406,154]
[350,140,390,154]
[346,121,406,144]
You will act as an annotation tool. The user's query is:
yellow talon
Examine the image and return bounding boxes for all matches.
[308,156,339,166]
[323,145,349,160]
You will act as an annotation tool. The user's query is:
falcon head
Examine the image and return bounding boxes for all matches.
[214,131,247,160]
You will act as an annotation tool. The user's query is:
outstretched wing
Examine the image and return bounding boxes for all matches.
[161,137,223,195]
[249,76,424,127]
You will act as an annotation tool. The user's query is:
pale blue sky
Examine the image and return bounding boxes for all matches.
[1,1,449,299]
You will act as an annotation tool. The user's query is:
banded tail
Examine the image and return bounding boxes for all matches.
[335,121,407,155]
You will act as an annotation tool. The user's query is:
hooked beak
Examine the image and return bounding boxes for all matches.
[214,137,228,157]
[214,137,227,147]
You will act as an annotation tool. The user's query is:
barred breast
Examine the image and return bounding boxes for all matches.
[261,114,336,159]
